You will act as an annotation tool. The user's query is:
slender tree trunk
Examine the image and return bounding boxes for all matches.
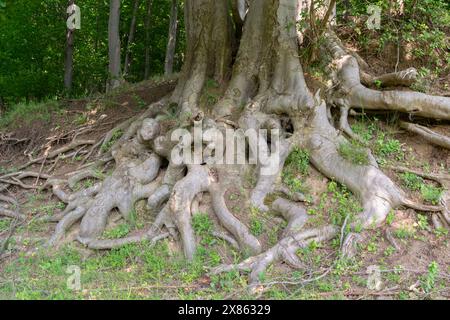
[164,0,178,76]
[108,0,122,91]
[144,0,153,80]
[124,0,140,77]
[64,0,75,92]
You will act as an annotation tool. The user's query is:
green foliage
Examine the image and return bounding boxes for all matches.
[394,227,415,239]
[400,172,443,205]
[420,184,443,205]
[326,181,363,226]
[285,147,310,175]
[103,224,131,239]
[338,0,450,75]
[0,99,60,128]
[100,129,123,153]
[249,218,264,237]
[0,0,185,106]
[401,172,424,191]
[192,213,214,236]
[375,134,403,159]
[282,147,310,194]
[249,207,265,237]
[338,141,370,165]
[420,261,439,293]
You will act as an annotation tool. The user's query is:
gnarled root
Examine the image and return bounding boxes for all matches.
[399,121,450,150]
[325,31,450,120]
[360,67,418,88]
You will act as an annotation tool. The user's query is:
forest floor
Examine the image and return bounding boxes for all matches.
[0,41,449,300]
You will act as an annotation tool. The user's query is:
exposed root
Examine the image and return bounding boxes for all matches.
[388,165,450,228]
[360,67,418,88]
[209,183,262,255]
[211,225,338,291]
[399,121,450,150]
[0,207,25,220]
[17,139,96,170]
[325,31,450,120]
[168,165,216,260]
[338,105,365,144]
[271,198,308,237]
[274,185,306,202]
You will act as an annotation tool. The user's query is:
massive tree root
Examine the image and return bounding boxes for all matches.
[2,0,449,291]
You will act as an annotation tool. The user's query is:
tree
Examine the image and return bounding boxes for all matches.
[144,0,153,80]
[123,0,140,77]
[108,0,122,90]
[164,0,178,75]
[20,0,450,292]
[64,0,76,91]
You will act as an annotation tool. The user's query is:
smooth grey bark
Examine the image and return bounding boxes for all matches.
[43,0,450,292]
[164,0,179,76]
[108,0,122,90]
[124,0,140,77]
[64,0,75,91]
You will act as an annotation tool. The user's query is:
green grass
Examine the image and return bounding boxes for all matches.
[102,224,131,239]
[401,172,424,191]
[284,147,310,175]
[400,172,443,205]
[0,100,61,128]
[394,227,416,239]
[281,147,310,194]
[100,129,123,153]
[338,142,370,166]
[420,184,443,205]
[375,134,403,161]
[420,261,439,294]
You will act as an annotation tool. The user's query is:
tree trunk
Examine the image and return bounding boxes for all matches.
[144,0,153,80]
[42,0,450,292]
[123,0,140,77]
[108,0,122,91]
[164,0,178,76]
[64,0,76,92]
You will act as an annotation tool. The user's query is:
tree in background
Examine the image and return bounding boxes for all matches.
[164,0,178,75]
[108,0,122,90]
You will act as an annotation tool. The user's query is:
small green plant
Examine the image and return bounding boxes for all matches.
[366,241,378,253]
[394,227,415,239]
[73,114,88,126]
[420,184,443,205]
[192,213,215,245]
[375,134,403,160]
[285,147,310,175]
[373,79,383,88]
[132,94,147,109]
[326,181,362,226]
[338,142,369,165]
[420,261,439,293]
[386,211,395,226]
[417,214,429,231]
[383,246,396,257]
[192,213,214,236]
[101,129,123,153]
[434,227,448,238]
[249,218,264,237]
[103,224,131,239]
[401,172,424,191]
